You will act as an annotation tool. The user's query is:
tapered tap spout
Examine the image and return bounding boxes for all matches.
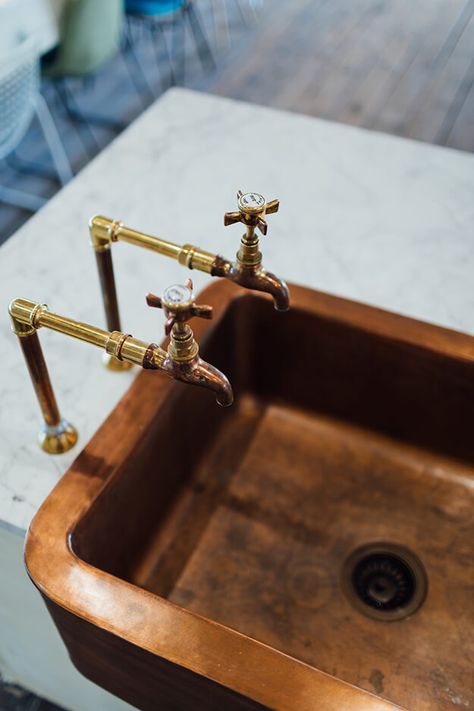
[212,258,290,312]
[162,355,233,407]
[246,269,290,312]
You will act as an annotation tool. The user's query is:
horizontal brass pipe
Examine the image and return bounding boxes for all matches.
[117,224,183,261]
[90,216,217,274]
[10,298,109,348]
[9,298,166,369]
[39,309,110,349]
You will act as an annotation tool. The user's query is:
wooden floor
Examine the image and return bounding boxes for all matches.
[197,0,474,152]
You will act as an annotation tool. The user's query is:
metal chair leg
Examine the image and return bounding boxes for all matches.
[211,0,231,51]
[0,89,72,211]
[186,1,217,73]
[151,20,176,90]
[121,16,156,104]
[171,6,187,85]
[34,93,73,186]
[0,184,47,212]
[54,76,127,133]
[236,0,259,26]
[55,79,102,156]
[6,149,58,180]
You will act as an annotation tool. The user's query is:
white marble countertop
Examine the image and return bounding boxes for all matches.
[1,87,473,535]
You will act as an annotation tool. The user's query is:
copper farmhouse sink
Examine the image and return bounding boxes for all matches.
[25,280,474,711]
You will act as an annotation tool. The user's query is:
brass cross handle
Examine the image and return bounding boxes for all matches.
[146,278,213,335]
[224,190,279,235]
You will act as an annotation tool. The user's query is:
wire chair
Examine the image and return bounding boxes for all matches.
[124,0,216,93]
[0,34,73,212]
[212,0,262,51]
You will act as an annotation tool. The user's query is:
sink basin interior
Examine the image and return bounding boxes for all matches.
[72,292,474,710]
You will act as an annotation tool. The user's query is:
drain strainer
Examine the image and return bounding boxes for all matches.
[342,543,428,621]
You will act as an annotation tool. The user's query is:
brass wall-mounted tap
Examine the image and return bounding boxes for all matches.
[9,283,233,454]
[219,191,289,311]
[90,191,289,369]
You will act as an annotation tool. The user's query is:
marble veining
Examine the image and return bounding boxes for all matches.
[1,87,473,534]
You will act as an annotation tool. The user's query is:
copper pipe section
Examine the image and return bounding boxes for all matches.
[10,323,78,454]
[8,294,233,453]
[95,249,121,332]
[17,331,61,427]
[93,248,131,370]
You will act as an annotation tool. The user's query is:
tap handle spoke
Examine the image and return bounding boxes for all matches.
[265,198,280,214]
[257,217,268,235]
[224,211,241,226]
[145,293,163,309]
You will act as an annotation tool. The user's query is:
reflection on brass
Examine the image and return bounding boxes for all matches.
[9,290,233,453]
[89,192,289,358]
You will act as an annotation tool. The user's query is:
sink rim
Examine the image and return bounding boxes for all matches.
[25,278,474,711]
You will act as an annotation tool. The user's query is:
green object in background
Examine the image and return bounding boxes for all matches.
[46,0,124,76]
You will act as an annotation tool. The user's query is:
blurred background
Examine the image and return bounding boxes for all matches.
[1,0,473,248]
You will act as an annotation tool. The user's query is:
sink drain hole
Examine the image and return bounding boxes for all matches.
[342,543,427,621]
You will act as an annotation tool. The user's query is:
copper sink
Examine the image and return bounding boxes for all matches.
[25,280,474,711]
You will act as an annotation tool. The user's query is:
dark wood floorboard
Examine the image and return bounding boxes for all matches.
[196,0,474,151]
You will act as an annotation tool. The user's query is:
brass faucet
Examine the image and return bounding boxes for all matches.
[90,191,289,369]
[9,281,233,454]
[220,190,290,312]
